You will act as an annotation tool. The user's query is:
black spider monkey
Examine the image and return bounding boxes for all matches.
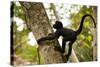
[37,14,96,61]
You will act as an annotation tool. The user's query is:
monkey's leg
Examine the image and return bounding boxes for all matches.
[62,40,66,53]
[66,39,76,61]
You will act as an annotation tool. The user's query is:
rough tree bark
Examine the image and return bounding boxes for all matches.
[20,2,65,64]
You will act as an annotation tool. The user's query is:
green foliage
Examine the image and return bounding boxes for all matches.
[74,45,93,61]
[70,5,96,61]
[12,2,38,64]
[13,2,25,20]
[16,44,38,62]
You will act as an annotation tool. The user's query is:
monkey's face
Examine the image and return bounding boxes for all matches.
[53,21,63,29]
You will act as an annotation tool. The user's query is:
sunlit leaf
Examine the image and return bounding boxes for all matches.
[87,35,92,42]
[80,34,85,39]
[84,21,89,28]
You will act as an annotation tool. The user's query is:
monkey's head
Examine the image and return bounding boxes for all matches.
[53,21,63,29]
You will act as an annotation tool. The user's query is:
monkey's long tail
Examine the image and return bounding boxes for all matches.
[75,14,96,35]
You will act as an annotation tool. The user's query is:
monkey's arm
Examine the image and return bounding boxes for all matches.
[65,39,76,61]
[37,32,60,44]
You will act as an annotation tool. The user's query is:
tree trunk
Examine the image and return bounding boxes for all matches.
[20,2,65,64]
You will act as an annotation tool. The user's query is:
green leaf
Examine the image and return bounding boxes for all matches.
[87,35,92,42]
[80,34,85,39]
[84,21,89,28]
[83,42,89,48]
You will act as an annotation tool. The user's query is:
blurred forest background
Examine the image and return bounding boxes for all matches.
[11,1,97,65]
